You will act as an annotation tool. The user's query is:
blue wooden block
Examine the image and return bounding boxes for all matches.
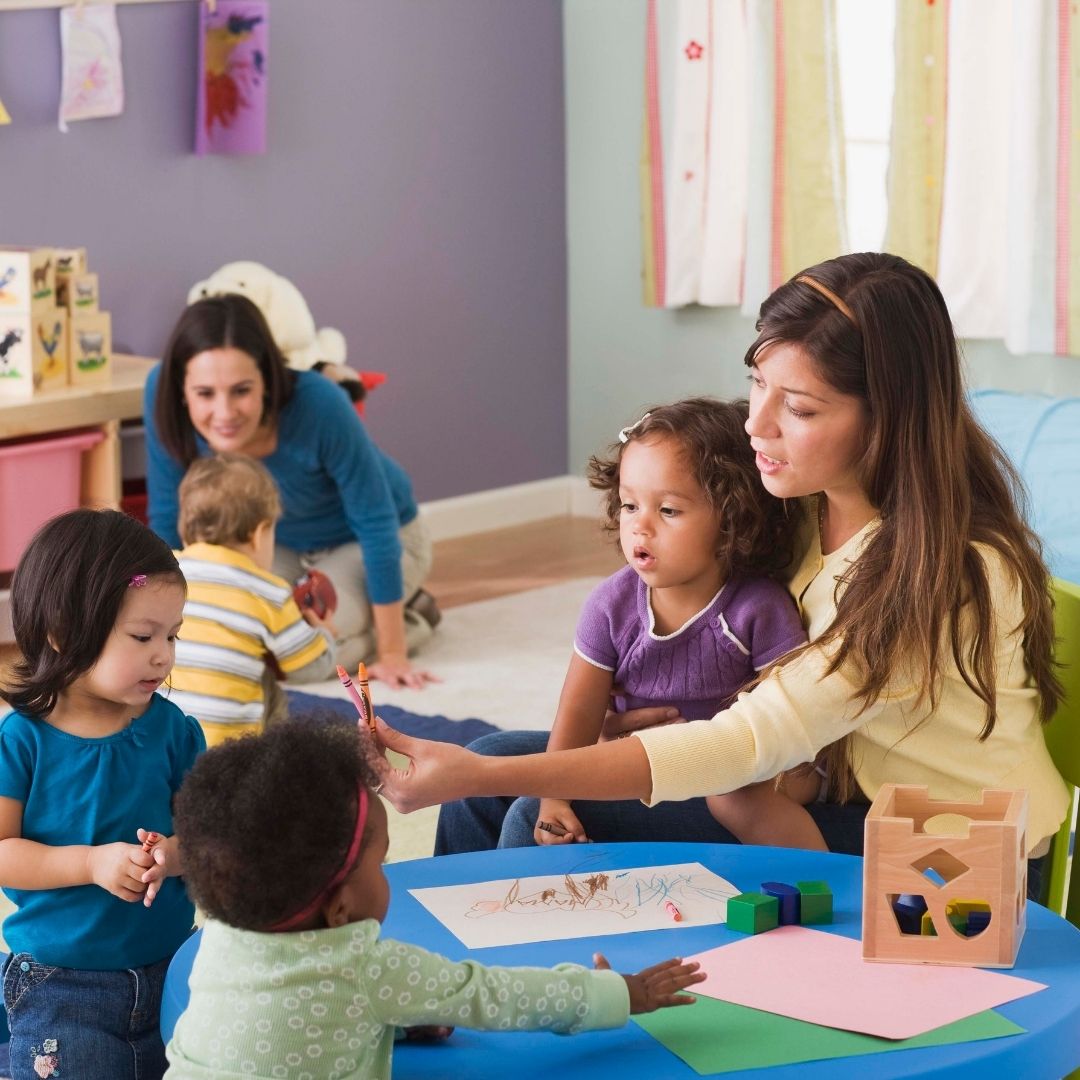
[761,880,800,925]
[893,893,928,935]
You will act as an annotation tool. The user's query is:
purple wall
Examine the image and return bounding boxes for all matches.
[0,1,567,500]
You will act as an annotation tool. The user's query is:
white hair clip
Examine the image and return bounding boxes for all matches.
[618,412,651,444]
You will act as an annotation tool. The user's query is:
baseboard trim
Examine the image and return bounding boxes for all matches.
[420,475,603,542]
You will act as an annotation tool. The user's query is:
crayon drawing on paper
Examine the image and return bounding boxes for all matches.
[410,862,738,948]
[58,6,125,132]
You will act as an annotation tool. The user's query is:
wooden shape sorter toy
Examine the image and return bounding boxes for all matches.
[862,784,1028,968]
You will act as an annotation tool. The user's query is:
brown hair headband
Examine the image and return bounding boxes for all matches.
[796,275,858,328]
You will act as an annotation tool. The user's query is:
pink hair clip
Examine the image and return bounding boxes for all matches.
[128,574,148,588]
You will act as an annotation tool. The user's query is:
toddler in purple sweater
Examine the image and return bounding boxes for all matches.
[535,398,828,850]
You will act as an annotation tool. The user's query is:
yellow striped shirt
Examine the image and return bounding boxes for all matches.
[169,543,331,728]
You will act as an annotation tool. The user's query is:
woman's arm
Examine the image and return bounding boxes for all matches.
[369,600,437,689]
[374,720,654,814]
[142,368,186,548]
[373,645,910,814]
[308,381,433,687]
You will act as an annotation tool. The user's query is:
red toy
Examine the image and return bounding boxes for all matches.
[293,569,338,620]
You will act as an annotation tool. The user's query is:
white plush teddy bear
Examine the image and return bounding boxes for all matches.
[187,260,347,372]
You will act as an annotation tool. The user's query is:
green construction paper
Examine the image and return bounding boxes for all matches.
[632,995,1024,1075]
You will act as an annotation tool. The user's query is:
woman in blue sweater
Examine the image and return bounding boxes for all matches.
[144,294,439,689]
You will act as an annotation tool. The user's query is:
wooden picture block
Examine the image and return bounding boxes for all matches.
[53,247,87,276]
[0,311,35,399]
[32,308,68,392]
[57,271,99,313]
[0,308,70,397]
[0,247,56,310]
[727,892,779,935]
[796,880,833,925]
[68,310,111,386]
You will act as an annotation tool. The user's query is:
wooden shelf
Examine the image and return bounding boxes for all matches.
[0,352,155,512]
[0,353,155,441]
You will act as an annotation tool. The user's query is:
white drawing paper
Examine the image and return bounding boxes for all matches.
[409,861,738,949]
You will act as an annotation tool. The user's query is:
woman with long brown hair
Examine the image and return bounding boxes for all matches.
[371,253,1071,879]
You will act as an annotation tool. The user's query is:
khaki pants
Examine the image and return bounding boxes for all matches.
[272,513,434,671]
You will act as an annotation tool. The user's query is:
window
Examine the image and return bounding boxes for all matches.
[836,0,895,253]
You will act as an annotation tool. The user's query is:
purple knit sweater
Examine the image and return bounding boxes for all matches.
[574,565,807,720]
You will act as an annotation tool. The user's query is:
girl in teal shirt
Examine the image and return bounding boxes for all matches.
[0,509,205,1080]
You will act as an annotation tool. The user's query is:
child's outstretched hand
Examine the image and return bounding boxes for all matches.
[594,952,704,1014]
[534,799,588,845]
[87,842,150,902]
[137,829,181,908]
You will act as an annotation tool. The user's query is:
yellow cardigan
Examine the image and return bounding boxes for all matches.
[635,519,1070,854]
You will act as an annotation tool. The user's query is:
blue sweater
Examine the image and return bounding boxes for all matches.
[144,367,418,604]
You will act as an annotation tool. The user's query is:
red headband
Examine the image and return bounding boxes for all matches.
[269,783,369,932]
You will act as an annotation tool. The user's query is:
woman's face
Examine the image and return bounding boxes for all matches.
[182,347,268,454]
[745,341,869,502]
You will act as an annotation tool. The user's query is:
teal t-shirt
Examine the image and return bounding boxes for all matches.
[0,693,205,970]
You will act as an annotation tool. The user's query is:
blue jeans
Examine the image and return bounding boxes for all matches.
[2,951,170,1080]
[434,730,872,856]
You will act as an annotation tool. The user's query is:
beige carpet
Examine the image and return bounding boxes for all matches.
[0,578,601,947]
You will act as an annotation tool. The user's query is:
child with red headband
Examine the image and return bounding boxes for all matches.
[165,719,706,1078]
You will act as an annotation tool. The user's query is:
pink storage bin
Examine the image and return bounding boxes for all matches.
[0,428,104,573]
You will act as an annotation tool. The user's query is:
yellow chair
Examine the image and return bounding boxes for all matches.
[1042,577,1080,925]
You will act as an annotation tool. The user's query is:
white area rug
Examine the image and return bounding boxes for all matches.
[304,576,603,733]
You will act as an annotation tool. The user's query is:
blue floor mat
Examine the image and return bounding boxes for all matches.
[284,689,500,747]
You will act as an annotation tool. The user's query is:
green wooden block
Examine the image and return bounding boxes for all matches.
[727,892,779,934]
[796,880,833,925]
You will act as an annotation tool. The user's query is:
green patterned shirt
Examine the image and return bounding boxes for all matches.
[165,918,629,1079]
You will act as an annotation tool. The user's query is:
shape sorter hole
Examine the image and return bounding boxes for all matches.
[910,848,970,887]
[942,900,993,940]
[887,893,928,936]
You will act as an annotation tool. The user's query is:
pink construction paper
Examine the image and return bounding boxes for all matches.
[689,926,1046,1040]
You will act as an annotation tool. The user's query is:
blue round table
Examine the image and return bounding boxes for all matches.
[162,842,1080,1078]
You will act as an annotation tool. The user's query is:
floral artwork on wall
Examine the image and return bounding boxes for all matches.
[196,0,268,155]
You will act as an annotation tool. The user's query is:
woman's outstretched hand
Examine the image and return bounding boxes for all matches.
[364,718,475,813]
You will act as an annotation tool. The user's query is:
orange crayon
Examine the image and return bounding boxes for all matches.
[664,900,683,922]
[336,665,374,734]
[356,663,374,736]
